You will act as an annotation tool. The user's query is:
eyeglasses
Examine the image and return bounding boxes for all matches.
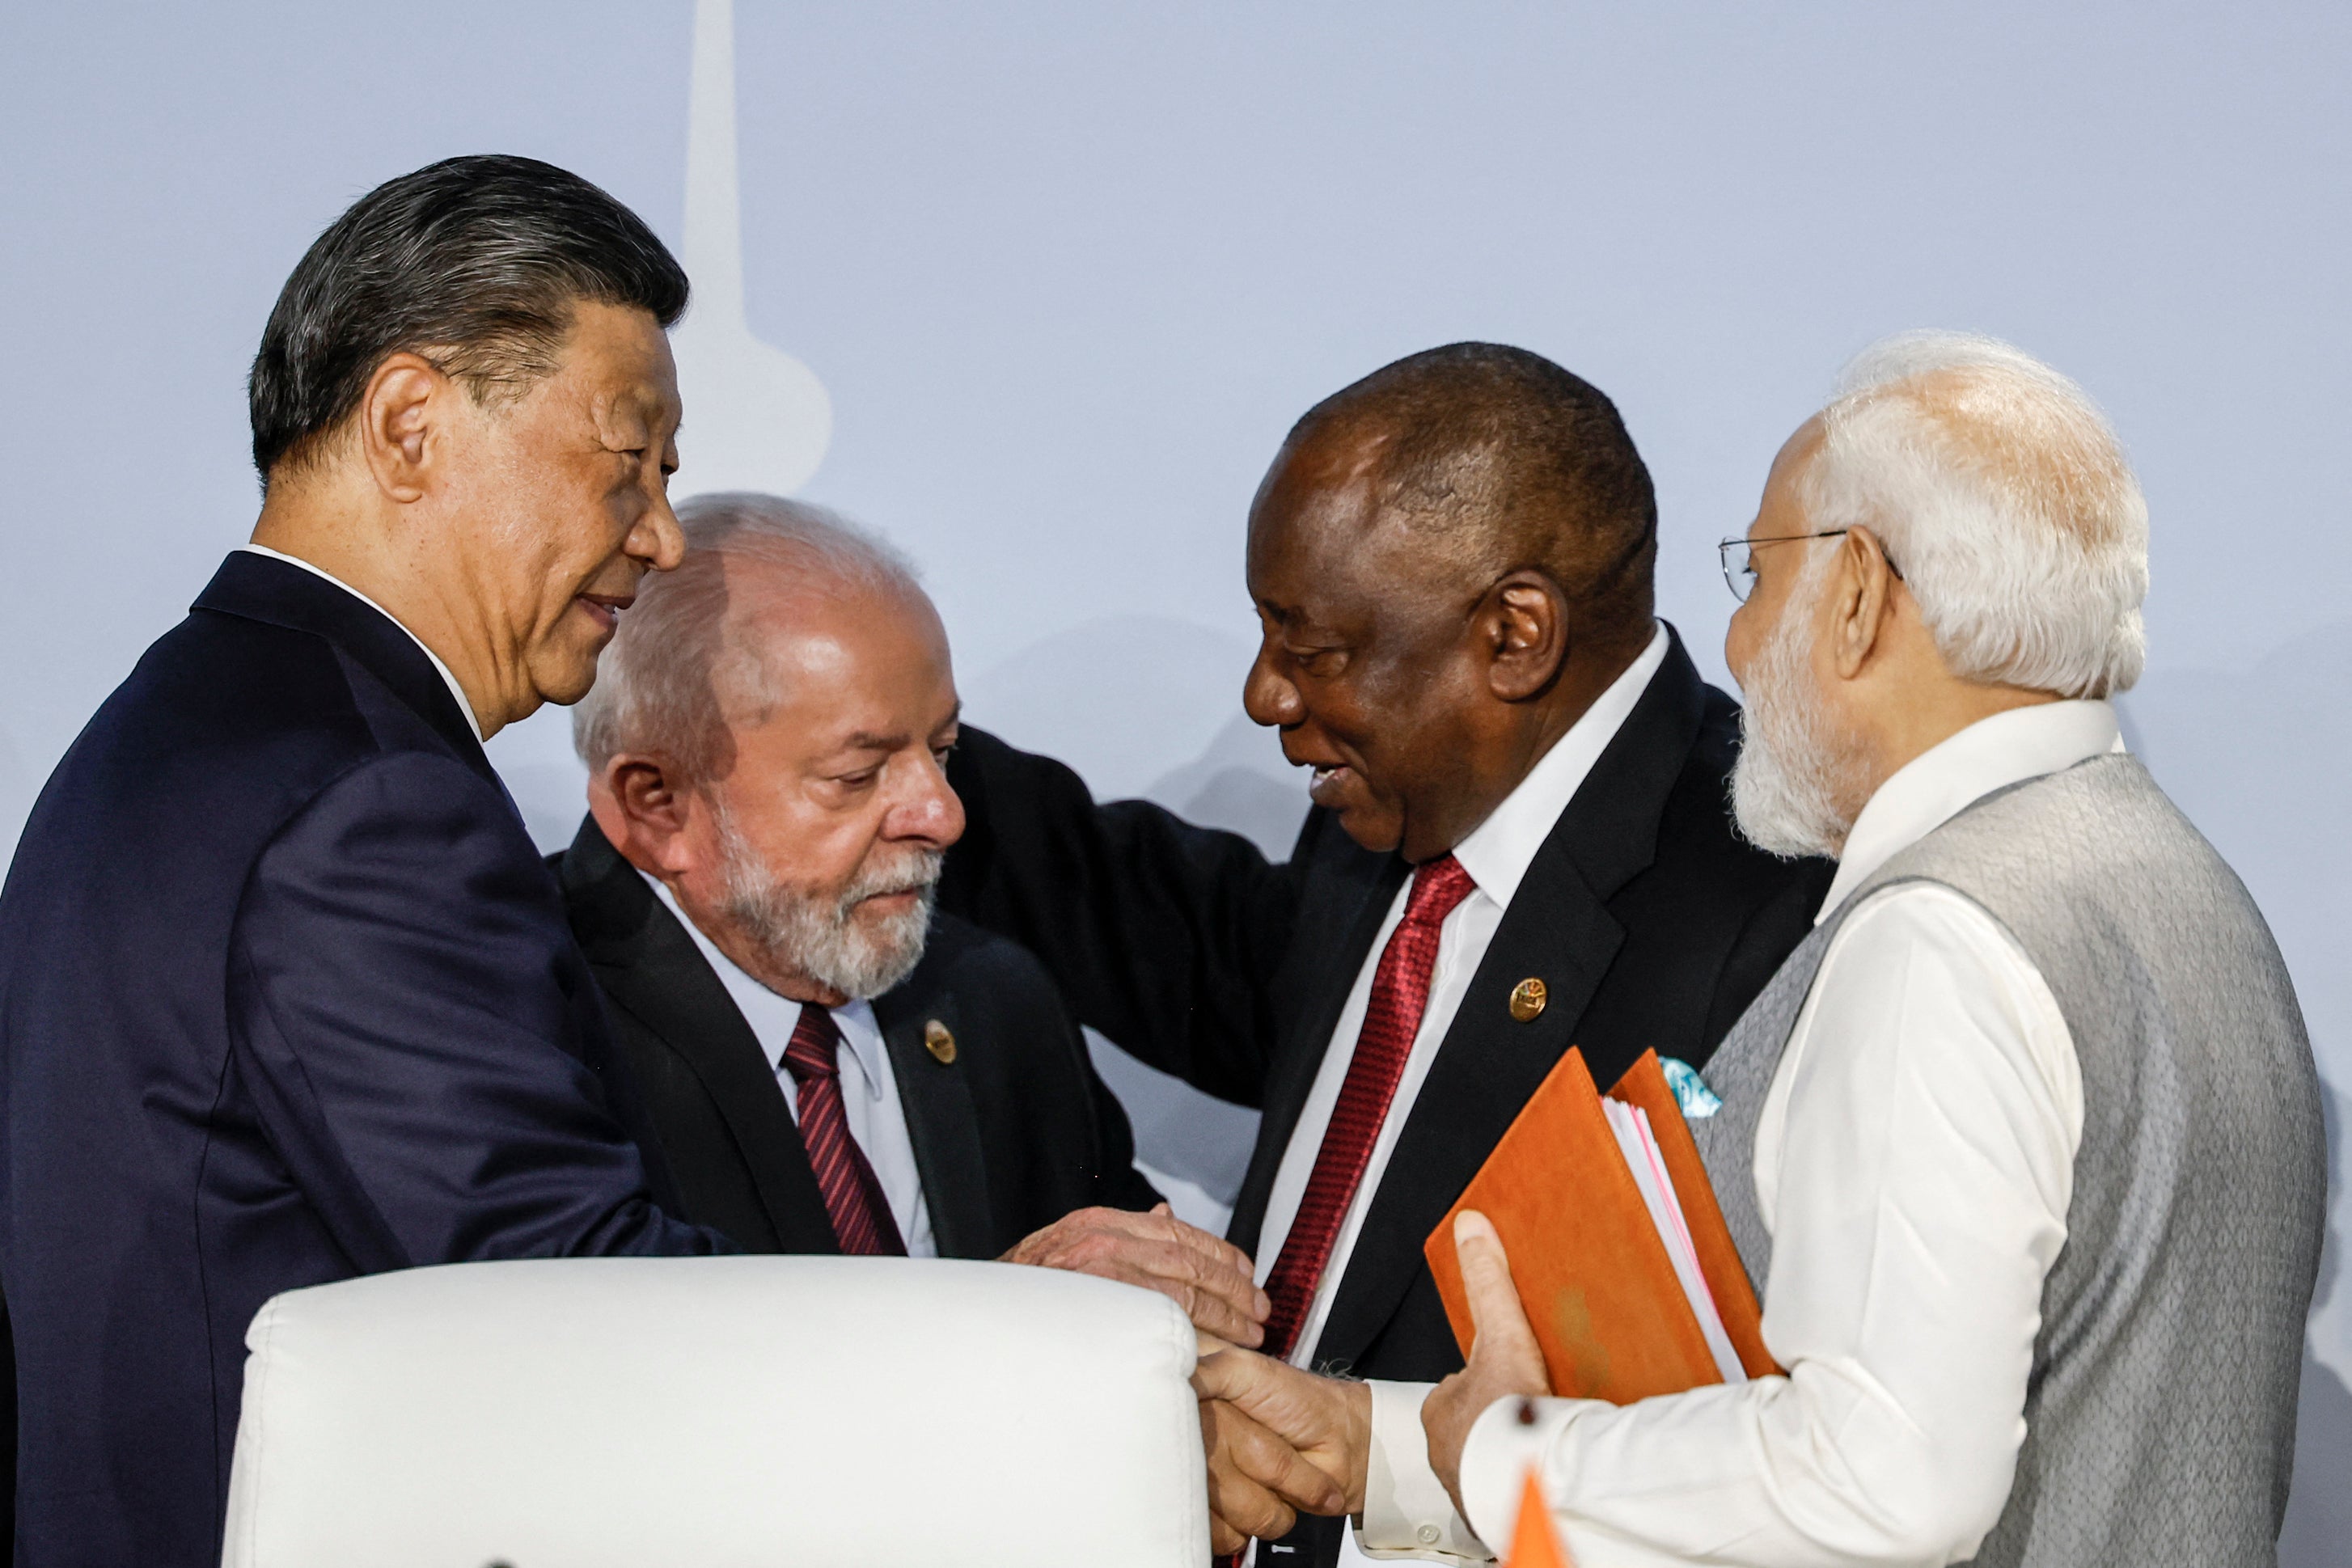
[1716,530,1901,602]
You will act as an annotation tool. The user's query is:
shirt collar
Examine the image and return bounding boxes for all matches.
[1820,697,2125,920]
[1451,622,1671,909]
[641,871,890,1097]
[237,543,484,742]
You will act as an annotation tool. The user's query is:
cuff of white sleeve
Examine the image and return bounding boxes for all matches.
[1455,1396,1572,1552]
[1351,1380,1493,1562]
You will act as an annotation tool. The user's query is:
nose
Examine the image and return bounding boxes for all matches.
[630,490,687,574]
[887,752,967,850]
[1724,595,1762,695]
[1242,641,1304,729]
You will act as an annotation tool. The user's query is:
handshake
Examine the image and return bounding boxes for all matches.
[1013,1206,1551,1555]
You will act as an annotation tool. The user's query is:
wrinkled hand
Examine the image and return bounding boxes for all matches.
[1001,1203,1270,1347]
[1192,1347,1371,1550]
[1197,1393,1345,1552]
[1423,1211,1550,1518]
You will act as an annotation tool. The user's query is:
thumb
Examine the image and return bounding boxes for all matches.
[1454,1211,1536,1355]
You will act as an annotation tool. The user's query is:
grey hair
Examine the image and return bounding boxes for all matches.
[1800,331,2149,698]
[572,491,924,779]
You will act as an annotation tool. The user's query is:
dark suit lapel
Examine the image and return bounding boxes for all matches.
[1309,629,1711,1370]
[1226,854,1410,1258]
[874,983,995,1259]
[558,818,840,1254]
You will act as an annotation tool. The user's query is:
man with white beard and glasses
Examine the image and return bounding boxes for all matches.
[1198,332,2325,1567]
[557,492,1272,1342]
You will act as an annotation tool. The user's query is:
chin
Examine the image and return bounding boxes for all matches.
[1332,804,1406,856]
[537,650,605,708]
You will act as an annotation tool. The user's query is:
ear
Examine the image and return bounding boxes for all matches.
[1479,571,1571,703]
[587,754,702,877]
[355,352,455,505]
[1825,526,1901,681]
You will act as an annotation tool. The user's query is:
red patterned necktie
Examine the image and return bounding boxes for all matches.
[781,1004,907,1257]
[1259,854,1477,1360]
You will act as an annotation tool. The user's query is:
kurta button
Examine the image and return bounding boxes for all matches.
[923,1020,957,1063]
[1508,977,1547,1022]
[1417,1524,1441,1545]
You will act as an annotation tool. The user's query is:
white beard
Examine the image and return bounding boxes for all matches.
[1729,586,1869,860]
[711,802,941,1001]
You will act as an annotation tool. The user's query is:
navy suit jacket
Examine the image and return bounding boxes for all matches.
[0,552,727,1568]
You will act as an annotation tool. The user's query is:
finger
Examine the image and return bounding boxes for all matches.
[1209,1513,1246,1556]
[1071,1207,1267,1321]
[1191,1346,1258,1403]
[1215,1400,1344,1517]
[1202,1404,1305,1539]
[1454,1211,1544,1367]
[1114,1264,1261,1346]
[1087,1239,1267,1345]
[1161,1217,1270,1316]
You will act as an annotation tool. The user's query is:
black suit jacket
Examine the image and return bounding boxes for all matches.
[554,816,1161,1257]
[939,628,1833,1385]
[0,553,725,1568]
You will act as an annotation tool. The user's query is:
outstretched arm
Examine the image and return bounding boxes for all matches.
[939,726,1306,1105]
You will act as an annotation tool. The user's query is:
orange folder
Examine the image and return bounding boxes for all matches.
[1424,1048,1776,1403]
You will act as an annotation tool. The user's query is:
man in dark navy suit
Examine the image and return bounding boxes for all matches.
[0,156,741,1568]
[0,153,1273,1567]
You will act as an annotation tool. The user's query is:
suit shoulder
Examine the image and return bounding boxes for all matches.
[910,911,1060,1003]
[1651,680,1835,909]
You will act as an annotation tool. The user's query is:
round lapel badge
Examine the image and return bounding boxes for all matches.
[923,1019,958,1064]
[1508,977,1548,1023]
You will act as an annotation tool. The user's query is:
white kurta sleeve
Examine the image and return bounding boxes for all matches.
[1451,885,2082,1568]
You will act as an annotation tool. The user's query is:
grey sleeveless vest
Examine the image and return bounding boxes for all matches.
[1691,754,2324,1566]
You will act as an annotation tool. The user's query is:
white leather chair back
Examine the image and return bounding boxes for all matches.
[221,1255,1207,1567]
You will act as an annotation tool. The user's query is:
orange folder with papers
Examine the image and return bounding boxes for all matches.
[1424,1048,1776,1404]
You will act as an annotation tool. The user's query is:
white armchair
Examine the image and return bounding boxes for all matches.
[221,1255,1208,1567]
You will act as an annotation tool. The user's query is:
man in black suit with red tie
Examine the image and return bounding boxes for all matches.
[936,343,1834,1562]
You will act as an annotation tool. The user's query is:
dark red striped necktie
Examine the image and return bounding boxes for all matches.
[1259,854,1476,1360]
[781,1004,907,1257]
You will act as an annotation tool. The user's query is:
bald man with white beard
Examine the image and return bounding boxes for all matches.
[1198,332,2325,1568]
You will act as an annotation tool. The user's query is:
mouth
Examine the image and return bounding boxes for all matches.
[575,592,636,635]
[849,878,938,918]
[1305,763,1357,809]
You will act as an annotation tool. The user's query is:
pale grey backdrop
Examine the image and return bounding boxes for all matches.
[3,2,2346,1554]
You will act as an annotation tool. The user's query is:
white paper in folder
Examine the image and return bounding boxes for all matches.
[1601,1097,1748,1385]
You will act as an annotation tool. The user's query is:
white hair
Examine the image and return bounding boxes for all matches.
[572,491,925,778]
[1800,330,2148,698]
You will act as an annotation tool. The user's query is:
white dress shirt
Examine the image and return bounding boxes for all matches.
[645,874,937,1257]
[1248,625,1670,1566]
[237,543,484,741]
[1365,699,2121,1567]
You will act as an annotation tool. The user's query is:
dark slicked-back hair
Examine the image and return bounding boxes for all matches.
[247,154,688,484]
[1289,342,1658,642]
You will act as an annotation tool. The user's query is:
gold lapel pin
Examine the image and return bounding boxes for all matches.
[1508,978,1548,1023]
[923,1019,958,1064]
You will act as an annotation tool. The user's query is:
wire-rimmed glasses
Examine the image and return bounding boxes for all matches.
[1719,529,1905,602]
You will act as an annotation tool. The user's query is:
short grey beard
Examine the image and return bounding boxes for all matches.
[709,800,941,1001]
[1729,579,1871,860]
